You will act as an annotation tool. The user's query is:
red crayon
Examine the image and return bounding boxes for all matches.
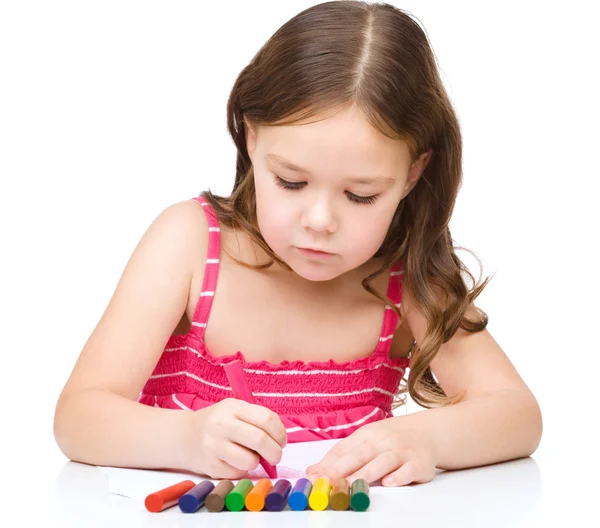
[144,480,196,512]
[223,359,279,478]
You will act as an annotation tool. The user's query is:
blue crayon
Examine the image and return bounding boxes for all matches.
[288,478,312,511]
[178,480,215,513]
[265,479,292,512]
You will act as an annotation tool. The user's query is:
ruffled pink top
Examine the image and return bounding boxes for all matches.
[138,196,409,442]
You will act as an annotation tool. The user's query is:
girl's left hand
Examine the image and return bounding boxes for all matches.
[305,417,438,487]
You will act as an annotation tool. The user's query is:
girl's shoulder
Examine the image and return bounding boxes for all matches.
[154,198,211,260]
[136,198,213,313]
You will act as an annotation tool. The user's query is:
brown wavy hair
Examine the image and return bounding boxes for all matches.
[202,0,492,409]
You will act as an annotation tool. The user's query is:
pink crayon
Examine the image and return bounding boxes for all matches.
[223,359,279,478]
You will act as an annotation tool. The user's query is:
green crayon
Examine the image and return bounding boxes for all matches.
[225,479,254,512]
[350,478,370,511]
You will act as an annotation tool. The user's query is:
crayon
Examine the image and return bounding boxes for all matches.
[245,478,273,511]
[225,478,254,512]
[308,477,331,511]
[206,480,235,512]
[144,480,196,512]
[350,478,370,511]
[223,359,279,478]
[265,479,292,512]
[288,478,312,511]
[331,477,350,511]
[178,480,215,513]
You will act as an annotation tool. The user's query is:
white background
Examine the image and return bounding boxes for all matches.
[1,0,599,524]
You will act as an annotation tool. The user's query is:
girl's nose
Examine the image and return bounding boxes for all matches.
[301,198,338,233]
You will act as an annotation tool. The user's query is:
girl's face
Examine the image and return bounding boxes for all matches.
[246,105,430,282]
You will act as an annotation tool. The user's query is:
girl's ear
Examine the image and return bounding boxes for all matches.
[402,149,433,199]
[420,149,433,170]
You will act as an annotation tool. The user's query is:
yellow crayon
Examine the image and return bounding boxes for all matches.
[308,477,331,511]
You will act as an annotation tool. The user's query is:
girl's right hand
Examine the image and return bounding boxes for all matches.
[179,398,288,479]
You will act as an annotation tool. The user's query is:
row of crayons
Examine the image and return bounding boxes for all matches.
[145,476,370,513]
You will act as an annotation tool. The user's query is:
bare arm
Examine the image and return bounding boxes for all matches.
[403,385,541,470]
[401,294,543,470]
[55,389,191,469]
[53,199,208,470]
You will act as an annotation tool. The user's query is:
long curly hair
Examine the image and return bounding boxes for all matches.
[202,1,492,409]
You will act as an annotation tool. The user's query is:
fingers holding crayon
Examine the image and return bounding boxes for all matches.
[234,401,288,450]
[178,398,286,479]
[231,411,286,465]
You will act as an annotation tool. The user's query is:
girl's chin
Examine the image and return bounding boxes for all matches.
[288,261,345,282]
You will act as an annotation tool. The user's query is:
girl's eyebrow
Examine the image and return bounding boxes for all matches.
[266,154,395,186]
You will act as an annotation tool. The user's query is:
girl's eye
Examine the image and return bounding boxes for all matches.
[274,175,305,191]
[345,192,378,205]
[273,175,379,205]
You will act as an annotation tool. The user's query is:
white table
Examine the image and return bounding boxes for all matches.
[35,452,547,527]
[11,402,596,528]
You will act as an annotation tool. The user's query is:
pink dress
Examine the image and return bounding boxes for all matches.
[138,196,410,442]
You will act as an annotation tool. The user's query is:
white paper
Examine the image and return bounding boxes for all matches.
[98,439,342,500]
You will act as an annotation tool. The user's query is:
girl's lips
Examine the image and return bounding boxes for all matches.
[297,247,334,258]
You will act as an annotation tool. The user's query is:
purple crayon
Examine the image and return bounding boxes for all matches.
[178,480,215,513]
[265,479,292,512]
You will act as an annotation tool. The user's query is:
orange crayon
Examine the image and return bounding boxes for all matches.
[245,478,274,511]
[145,480,196,512]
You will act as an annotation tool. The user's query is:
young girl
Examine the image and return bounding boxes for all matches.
[53,1,542,488]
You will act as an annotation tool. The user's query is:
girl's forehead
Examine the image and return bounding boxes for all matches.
[260,118,413,176]
[264,109,407,150]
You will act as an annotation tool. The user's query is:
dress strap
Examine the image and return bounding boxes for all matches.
[189,196,221,340]
[373,261,404,359]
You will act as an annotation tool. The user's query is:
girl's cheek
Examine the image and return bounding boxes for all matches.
[345,214,391,255]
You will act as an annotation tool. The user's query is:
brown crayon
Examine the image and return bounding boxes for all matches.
[206,480,235,512]
[331,477,350,511]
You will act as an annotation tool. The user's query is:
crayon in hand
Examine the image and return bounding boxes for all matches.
[223,359,279,478]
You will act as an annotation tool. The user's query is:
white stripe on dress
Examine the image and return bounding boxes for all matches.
[151,371,231,391]
[171,394,192,410]
[379,334,394,342]
[200,291,214,297]
[163,346,406,373]
[285,407,381,434]
[208,227,220,232]
[206,259,219,264]
[244,362,405,376]
[390,270,404,276]
[255,387,397,398]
